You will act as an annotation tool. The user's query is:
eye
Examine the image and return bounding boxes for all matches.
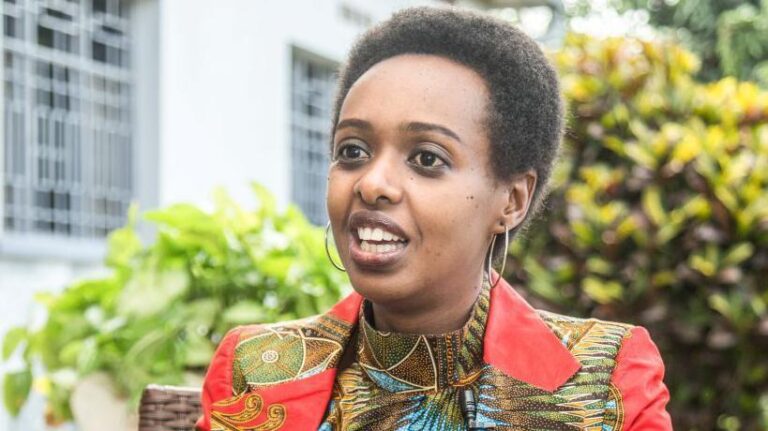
[409,150,446,168]
[335,141,370,162]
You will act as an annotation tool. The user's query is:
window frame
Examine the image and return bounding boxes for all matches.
[0,0,158,262]
[290,46,339,226]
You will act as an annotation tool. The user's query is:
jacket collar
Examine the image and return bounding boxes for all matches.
[325,272,580,392]
[326,287,363,324]
[483,272,581,392]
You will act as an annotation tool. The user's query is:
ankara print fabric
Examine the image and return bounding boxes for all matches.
[318,287,632,430]
[195,277,672,431]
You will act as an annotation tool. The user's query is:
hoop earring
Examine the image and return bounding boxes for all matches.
[325,222,346,272]
[487,226,509,288]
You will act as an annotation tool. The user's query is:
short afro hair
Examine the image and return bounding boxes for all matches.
[331,6,564,247]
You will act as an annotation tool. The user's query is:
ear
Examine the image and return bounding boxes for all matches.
[492,169,537,235]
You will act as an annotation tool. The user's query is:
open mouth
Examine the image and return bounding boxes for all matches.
[355,226,408,254]
[348,211,410,268]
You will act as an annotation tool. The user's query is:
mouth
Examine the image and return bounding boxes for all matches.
[348,210,410,270]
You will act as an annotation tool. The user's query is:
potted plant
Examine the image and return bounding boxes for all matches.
[2,184,348,429]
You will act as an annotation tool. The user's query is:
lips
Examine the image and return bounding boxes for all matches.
[347,210,410,270]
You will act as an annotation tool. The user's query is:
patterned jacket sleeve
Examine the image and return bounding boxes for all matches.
[195,328,243,431]
[611,326,673,430]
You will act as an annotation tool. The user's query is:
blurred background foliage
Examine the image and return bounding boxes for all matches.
[569,0,768,86]
[508,33,768,430]
[2,31,767,431]
[2,184,348,424]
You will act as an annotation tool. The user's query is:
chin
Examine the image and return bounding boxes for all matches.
[347,270,416,306]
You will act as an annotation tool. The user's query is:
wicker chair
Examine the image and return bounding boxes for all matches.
[139,385,202,431]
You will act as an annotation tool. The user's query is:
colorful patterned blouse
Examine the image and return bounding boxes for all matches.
[319,285,491,429]
[196,276,672,430]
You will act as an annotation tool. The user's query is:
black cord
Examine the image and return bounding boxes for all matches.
[460,388,496,430]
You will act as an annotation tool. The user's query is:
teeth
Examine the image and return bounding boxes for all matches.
[360,241,405,254]
[357,226,404,242]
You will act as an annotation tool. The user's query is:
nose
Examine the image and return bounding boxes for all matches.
[354,151,403,206]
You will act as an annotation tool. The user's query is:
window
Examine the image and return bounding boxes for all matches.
[290,48,337,226]
[2,0,132,240]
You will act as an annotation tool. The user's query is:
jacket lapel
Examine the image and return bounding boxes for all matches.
[483,272,581,392]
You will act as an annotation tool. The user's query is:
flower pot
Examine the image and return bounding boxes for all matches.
[70,373,137,431]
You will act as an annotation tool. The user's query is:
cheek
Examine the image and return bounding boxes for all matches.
[326,170,352,223]
[411,180,490,258]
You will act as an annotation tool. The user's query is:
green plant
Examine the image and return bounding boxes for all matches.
[569,0,768,86]
[2,184,348,424]
[717,1,768,86]
[506,34,768,430]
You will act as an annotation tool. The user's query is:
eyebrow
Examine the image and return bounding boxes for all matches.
[335,118,373,132]
[402,121,462,144]
[336,118,463,144]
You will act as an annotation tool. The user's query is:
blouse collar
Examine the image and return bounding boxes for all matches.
[355,281,490,393]
[326,271,581,393]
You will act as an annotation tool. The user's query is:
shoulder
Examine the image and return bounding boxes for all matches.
[536,309,635,352]
[198,313,353,413]
[225,313,354,390]
[233,312,353,357]
[535,309,667,376]
[610,325,673,429]
[535,310,672,429]
[196,315,352,431]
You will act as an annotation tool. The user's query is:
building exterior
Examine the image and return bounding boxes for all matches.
[0,1,434,429]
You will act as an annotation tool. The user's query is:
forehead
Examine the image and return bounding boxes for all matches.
[338,54,490,136]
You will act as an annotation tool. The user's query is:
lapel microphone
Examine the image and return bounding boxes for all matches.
[460,388,496,430]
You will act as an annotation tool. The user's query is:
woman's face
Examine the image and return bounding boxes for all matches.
[327,54,515,308]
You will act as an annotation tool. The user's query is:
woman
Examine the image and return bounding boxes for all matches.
[197,7,671,431]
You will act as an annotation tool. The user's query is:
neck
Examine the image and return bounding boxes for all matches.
[370,270,485,334]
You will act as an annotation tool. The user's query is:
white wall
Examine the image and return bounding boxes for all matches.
[157,0,433,209]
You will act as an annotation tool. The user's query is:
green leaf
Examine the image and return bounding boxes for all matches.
[180,334,215,367]
[59,340,83,367]
[184,298,222,330]
[260,255,294,281]
[524,257,565,303]
[3,368,32,416]
[586,257,613,276]
[106,204,142,269]
[709,293,735,323]
[582,277,623,305]
[642,186,667,226]
[118,268,189,317]
[2,327,28,361]
[722,242,755,266]
[144,204,214,233]
[77,338,99,374]
[688,254,717,277]
[222,301,267,325]
[251,182,277,219]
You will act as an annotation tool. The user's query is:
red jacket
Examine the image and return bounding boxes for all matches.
[197,276,672,430]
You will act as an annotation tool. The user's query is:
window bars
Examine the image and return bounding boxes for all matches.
[290,49,337,226]
[3,0,132,239]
